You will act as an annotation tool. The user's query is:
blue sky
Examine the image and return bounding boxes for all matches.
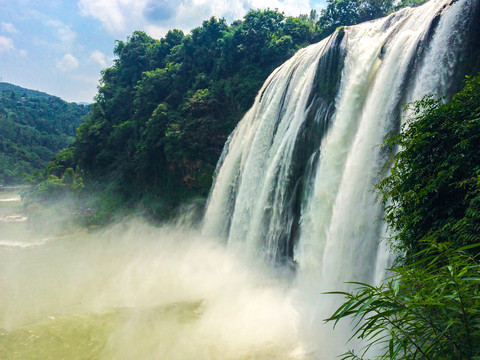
[0,0,325,103]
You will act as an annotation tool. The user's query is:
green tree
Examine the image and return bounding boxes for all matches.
[0,83,89,184]
[379,75,480,259]
[317,0,393,37]
[42,3,420,224]
[327,242,480,359]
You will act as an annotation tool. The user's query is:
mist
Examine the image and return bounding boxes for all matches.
[0,208,309,359]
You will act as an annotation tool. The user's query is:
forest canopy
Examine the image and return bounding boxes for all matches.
[0,83,89,185]
[34,0,425,223]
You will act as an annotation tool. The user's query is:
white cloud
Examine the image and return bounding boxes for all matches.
[145,25,170,39]
[78,0,150,34]
[78,0,314,38]
[56,53,79,72]
[0,35,14,53]
[247,0,311,13]
[19,49,28,57]
[47,20,77,44]
[90,50,108,67]
[157,0,311,38]
[1,22,19,34]
[73,73,101,85]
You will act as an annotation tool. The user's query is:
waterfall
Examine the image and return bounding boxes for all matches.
[203,0,479,356]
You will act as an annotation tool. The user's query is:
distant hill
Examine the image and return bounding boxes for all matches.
[0,83,53,100]
[0,82,90,185]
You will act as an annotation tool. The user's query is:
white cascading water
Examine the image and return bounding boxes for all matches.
[204,0,478,357]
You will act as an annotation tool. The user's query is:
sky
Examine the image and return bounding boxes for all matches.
[0,0,326,103]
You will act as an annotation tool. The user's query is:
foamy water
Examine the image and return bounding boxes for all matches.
[0,238,51,249]
[0,197,21,202]
[0,221,310,360]
[0,214,28,222]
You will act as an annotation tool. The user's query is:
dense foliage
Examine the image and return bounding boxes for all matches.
[328,74,480,359]
[379,75,480,259]
[57,12,321,222]
[328,242,480,359]
[317,0,424,36]
[38,0,419,223]
[0,83,89,185]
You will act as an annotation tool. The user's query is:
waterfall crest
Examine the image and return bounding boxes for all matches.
[205,0,478,266]
[203,0,479,355]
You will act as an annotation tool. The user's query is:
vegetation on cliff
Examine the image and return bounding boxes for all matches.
[33,0,421,224]
[0,83,89,185]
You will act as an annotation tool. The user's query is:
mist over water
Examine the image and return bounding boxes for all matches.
[0,205,307,359]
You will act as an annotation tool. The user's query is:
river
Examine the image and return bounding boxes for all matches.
[0,191,309,360]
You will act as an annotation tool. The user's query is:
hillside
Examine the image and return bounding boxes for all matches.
[0,83,90,185]
[35,0,433,223]
[0,83,54,99]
